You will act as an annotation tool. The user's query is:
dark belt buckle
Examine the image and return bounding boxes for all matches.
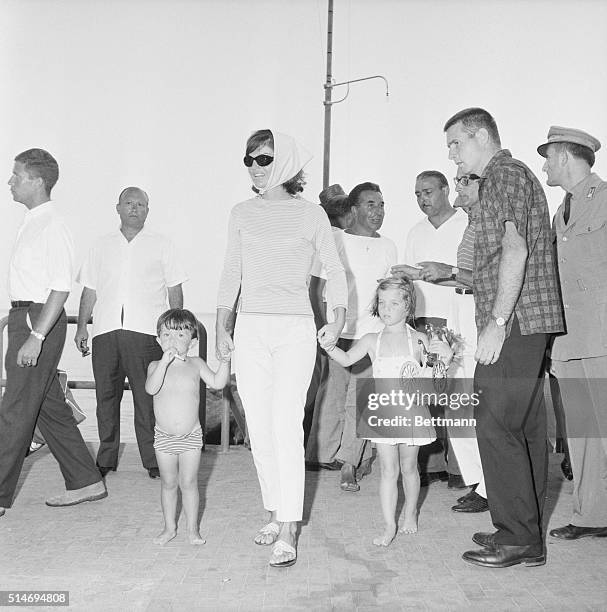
[455,288,473,295]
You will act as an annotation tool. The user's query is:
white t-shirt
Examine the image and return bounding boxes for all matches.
[403,210,469,320]
[336,231,398,339]
[77,227,188,338]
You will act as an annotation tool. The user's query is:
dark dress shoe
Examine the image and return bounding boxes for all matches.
[340,463,359,492]
[462,543,545,568]
[472,532,496,548]
[448,473,467,489]
[305,460,342,471]
[148,467,160,479]
[420,470,449,487]
[549,524,607,540]
[96,462,116,478]
[560,456,573,481]
[457,484,478,504]
[451,492,489,513]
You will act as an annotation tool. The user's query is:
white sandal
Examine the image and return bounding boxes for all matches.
[254,521,280,546]
[269,539,297,568]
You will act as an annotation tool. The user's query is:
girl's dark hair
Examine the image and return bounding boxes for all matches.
[370,277,416,324]
[156,308,198,339]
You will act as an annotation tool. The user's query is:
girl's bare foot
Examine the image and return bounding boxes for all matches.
[187,530,206,546]
[153,528,177,545]
[399,509,418,534]
[373,525,396,547]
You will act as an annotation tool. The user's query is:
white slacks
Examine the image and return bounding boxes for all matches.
[448,292,486,497]
[234,313,317,522]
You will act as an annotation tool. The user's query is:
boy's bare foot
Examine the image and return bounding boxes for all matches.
[187,531,206,545]
[153,528,177,545]
[373,525,397,547]
[399,509,418,534]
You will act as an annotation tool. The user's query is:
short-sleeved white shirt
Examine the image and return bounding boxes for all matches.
[77,227,188,338]
[8,201,75,303]
[403,210,469,320]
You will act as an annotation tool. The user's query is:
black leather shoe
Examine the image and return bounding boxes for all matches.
[451,492,489,513]
[309,460,343,471]
[549,524,607,540]
[462,543,545,568]
[472,531,496,548]
[560,456,573,481]
[457,484,478,504]
[148,467,160,479]
[448,473,467,489]
[420,470,449,487]
[96,462,116,478]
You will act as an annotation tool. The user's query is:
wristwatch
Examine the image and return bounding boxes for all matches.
[450,267,459,280]
[492,314,506,327]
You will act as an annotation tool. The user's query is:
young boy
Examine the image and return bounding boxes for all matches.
[145,308,230,545]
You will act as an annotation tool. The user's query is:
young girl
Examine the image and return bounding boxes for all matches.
[320,277,452,547]
[145,309,230,545]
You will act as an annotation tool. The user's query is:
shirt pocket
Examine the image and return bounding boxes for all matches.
[573,218,607,261]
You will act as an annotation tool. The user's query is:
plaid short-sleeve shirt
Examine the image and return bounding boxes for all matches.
[473,150,564,336]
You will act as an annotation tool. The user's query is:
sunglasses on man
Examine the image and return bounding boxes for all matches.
[453,174,481,187]
[243,154,274,167]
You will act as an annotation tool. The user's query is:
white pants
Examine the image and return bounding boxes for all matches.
[234,313,317,522]
[448,292,486,498]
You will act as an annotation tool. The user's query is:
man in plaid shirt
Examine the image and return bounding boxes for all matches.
[444,108,564,568]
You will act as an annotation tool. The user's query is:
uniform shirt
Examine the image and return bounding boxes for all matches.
[8,201,74,303]
[336,231,398,340]
[217,196,347,317]
[77,228,188,338]
[552,173,607,360]
[403,210,469,320]
[474,150,564,336]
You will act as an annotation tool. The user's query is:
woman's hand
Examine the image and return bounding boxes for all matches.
[318,322,341,352]
[215,327,235,361]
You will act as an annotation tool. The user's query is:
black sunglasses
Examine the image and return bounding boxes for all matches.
[243,154,274,168]
[453,174,481,187]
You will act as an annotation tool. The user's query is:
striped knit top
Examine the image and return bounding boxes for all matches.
[217,196,348,316]
[456,218,475,272]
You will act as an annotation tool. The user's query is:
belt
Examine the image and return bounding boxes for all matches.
[455,288,473,295]
[10,301,34,308]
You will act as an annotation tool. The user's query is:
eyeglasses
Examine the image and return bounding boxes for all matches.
[243,154,274,167]
[453,174,481,187]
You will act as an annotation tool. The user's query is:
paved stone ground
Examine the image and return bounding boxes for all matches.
[1,437,607,611]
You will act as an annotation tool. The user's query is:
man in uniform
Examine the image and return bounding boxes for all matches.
[0,148,106,517]
[538,126,607,540]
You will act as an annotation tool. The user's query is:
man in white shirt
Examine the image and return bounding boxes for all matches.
[307,182,398,491]
[393,170,469,487]
[0,149,106,518]
[75,187,187,479]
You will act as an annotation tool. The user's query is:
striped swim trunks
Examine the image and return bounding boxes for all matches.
[154,425,203,455]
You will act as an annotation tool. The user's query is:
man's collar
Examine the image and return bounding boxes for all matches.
[24,200,54,218]
[481,149,512,177]
[569,172,599,199]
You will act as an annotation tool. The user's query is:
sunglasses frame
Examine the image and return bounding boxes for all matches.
[243,154,274,168]
[453,174,481,187]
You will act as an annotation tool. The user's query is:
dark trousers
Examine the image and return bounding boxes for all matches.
[0,304,100,508]
[92,329,162,469]
[474,317,548,546]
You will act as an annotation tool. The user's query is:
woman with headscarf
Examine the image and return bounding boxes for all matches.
[216,130,347,567]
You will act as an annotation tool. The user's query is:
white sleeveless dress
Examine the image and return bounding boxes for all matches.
[366,325,437,446]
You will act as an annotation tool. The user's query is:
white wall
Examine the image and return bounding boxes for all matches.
[1,0,606,319]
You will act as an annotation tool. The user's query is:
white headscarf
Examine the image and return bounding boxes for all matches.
[257,131,313,195]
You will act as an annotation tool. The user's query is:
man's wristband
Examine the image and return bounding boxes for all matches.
[30,330,46,342]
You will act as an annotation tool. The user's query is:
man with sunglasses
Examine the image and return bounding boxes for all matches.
[444,107,563,568]
[538,126,607,541]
